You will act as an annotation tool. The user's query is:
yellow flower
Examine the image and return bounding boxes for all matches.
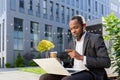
[37,40,55,53]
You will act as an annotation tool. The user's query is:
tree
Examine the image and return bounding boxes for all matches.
[103,12,120,79]
[14,51,25,67]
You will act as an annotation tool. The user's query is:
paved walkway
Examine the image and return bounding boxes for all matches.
[0,68,40,80]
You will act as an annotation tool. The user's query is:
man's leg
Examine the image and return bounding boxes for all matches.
[62,71,94,80]
[39,73,66,80]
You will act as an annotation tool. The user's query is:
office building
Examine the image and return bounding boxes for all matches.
[0,0,109,67]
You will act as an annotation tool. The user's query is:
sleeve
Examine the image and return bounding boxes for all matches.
[86,35,111,68]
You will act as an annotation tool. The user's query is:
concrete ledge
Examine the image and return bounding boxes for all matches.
[106,67,118,80]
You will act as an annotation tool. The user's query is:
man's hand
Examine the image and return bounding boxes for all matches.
[65,49,83,60]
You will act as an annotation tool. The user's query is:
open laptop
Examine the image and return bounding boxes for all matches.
[33,58,80,76]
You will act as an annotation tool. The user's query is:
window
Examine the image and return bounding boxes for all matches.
[95,1,98,12]
[88,15,91,20]
[45,25,52,41]
[66,0,70,5]
[76,10,79,15]
[71,9,74,16]
[43,0,47,18]
[56,3,59,18]
[10,0,16,10]
[19,0,24,8]
[19,0,24,13]
[66,7,70,24]
[30,21,39,49]
[0,24,2,52]
[111,3,118,12]
[2,19,5,51]
[68,30,72,43]
[80,0,83,9]
[56,3,59,22]
[57,27,63,52]
[61,5,65,23]
[28,0,33,15]
[50,1,53,16]
[36,0,40,17]
[88,0,91,7]
[43,0,47,14]
[71,0,75,6]
[76,0,79,8]
[61,0,65,2]
[14,18,23,50]
[30,0,33,10]
[101,4,104,15]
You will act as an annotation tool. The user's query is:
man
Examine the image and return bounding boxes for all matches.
[39,15,111,80]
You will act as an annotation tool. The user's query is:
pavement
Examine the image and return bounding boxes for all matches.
[0,68,41,80]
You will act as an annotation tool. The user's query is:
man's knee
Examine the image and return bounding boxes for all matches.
[39,74,50,80]
[61,76,70,80]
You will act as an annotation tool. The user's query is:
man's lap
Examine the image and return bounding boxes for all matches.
[39,70,94,80]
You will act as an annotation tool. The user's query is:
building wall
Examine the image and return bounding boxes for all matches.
[109,0,120,19]
[0,0,110,67]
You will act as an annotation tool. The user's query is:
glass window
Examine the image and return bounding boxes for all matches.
[61,0,65,2]
[45,24,52,41]
[14,18,23,50]
[28,0,33,15]
[111,3,118,12]
[19,0,24,8]
[0,24,2,52]
[10,0,16,10]
[36,0,40,13]
[57,27,63,52]
[80,0,83,9]
[71,9,74,16]
[30,21,39,49]
[101,4,104,15]
[56,3,59,18]
[43,0,47,14]
[76,0,79,8]
[61,5,65,23]
[66,7,70,24]
[50,1,53,16]
[95,1,98,12]
[30,0,33,10]
[71,0,75,6]
[76,10,79,15]
[66,0,70,5]
[88,0,91,6]
[19,0,24,13]
[36,0,40,17]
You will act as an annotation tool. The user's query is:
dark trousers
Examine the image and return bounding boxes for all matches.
[39,70,94,80]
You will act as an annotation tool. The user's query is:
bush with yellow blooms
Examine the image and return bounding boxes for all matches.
[36,40,55,53]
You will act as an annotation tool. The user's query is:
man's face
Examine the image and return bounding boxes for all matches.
[69,19,83,40]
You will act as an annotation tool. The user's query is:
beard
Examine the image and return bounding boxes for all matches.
[72,32,84,40]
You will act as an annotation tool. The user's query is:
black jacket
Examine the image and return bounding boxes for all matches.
[68,32,111,80]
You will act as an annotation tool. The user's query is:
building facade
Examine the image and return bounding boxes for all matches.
[109,0,120,19]
[0,0,109,67]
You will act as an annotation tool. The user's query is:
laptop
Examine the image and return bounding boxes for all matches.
[33,58,80,76]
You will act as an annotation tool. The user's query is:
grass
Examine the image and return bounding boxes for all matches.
[20,67,46,74]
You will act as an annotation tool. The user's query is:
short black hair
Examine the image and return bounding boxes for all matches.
[71,15,84,26]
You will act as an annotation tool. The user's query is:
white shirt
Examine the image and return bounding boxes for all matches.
[73,32,88,71]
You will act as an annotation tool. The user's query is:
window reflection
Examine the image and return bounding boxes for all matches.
[14,18,23,50]
[30,21,39,49]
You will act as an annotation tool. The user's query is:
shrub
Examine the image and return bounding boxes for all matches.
[5,62,11,68]
[29,60,38,66]
[14,51,25,67]
[103,13,120,79]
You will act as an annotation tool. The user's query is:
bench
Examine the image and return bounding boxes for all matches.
[106,67,118,80]
[108,73,118,80]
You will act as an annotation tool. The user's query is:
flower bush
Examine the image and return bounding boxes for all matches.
[37,40,55,53]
